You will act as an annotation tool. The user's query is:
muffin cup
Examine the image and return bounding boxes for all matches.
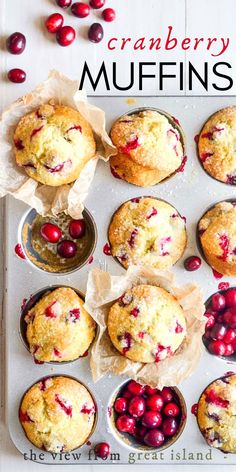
[107,195,187,270]
[110,107,186,185]
[20,285,95,365]
[107,379,187,452]
[19,207,97,275]
[19,374,98,453]
[196,373,236,454]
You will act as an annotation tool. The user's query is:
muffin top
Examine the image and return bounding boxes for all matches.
[197,374,236,453]
[25,287,96,362]
[110,110,184,173]
[107,284,186,363]
[19,376,96,453]
[14,103,96,186]
[108,197,187,270]
[199,201,236,276]
[198,106,236,184]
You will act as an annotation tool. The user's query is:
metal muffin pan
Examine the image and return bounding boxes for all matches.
[4,96,236,465]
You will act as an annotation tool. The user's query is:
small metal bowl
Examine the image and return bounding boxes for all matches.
[107,379,187,452]
[109,107,186,186]
[19,374,98,453]
[196,373,236,454]
[19,207,97,275]
[20,285,94,365]
[202,288,236,363]
[107,195,187,270]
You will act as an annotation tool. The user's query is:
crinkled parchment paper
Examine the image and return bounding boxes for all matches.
[85,265,206,388]
[0,69,116,218]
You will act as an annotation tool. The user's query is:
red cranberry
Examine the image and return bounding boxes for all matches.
[69,219,86,239]
[56,0,72,8]
[211,293,226,311]
[94,442,110,459]
[15,243,26,259]
[162,418,178,436]
[163,402,180,417]
[90,0,105,9]
[225,289,236,308]
[127,380,145,396]
[161,387,173,403]
[71,2,90,17]
[144,429,165,447]
[205,314,216,329]
[57,240,77,258]
[128,396,145,418]
[102,8,116,22]
[56,26,76,46]
[45,13,64,33]
[134,426,147,441]
[224,343,234,356]
[6,32,26,54]
[114,397,127,414]
[210,323,227,340]
[184,256,201,271]
[122,389,132,400]
[145,386,157,395]
[88,23,104,43]
[8,68,26,83]
[142,411,162,429]
[208,340,226,356]
[116,415,135,433]
[223,329,236,344]
[223,308,236,328]
[40,223,62,243]
[146,394,164,412]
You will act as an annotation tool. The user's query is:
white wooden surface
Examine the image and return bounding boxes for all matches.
[1,0,236,470]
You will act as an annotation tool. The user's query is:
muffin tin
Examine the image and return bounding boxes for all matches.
[4,95,236,464]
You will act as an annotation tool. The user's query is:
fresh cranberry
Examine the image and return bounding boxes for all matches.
[161,387,173,403]
[90,0,105,9]
[40,223,62,243]
[163,402,180,417]
[71,2,90,17]
[184,256,201,271]
[94,442,110,459]
[208,340,226,356]
[103,243,111,255]
[114,397,127,414]
[56,0,72,8]
[145,386,157,395]
[15,243,26,259]
[210,323,227,340]
[6,32,26,54]
[212,269,223,279]
[88,23,104,43]
[128,396,145,418]
[116,415,135,433]
[69,219,86,239]
[45,13,64,33]
[56,26,76,46]
[205,314,216,329]
[146,394,164,412]
[57,240,77,258]
[162,418,178,436]
[223,329,236,344]
[127,380,145,396]
[122,390,132,400]
[8,68,26,83]
[224,344,234,356]
[144,429,165,447]
[225,289,236,308]
[211,293,226,311]
[134,426,147,442]
[223,308,236,328]
[102,8,116,22]
[142,411,162,428]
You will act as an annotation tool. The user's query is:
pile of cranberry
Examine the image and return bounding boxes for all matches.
[204,288,236,357]
[113,380,184,448]
[40,219,86,259]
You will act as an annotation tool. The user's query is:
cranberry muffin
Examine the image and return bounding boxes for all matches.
[199,201,236,276]
[197,374,236,453]
[14,104,96,186]
[108,197,187,270]
[25,287,96,362]
[110,110,184,187]
[107,284,186,363]
[198,106,236,184]
[19,376,96,452]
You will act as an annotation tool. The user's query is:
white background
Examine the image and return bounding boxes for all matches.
[1,0,236,471]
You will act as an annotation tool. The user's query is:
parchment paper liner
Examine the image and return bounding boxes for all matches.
[85,265,206,389]
[0,69,116,218]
